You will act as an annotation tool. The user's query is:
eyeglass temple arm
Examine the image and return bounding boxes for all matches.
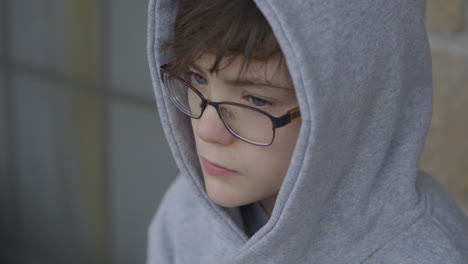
[272,107,301,128]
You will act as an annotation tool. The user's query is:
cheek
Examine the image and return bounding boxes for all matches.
[245,122,301,183]
[190,118,197,132]
[272,120,301,155]
[266,121,301,171]
[191,118,201,141]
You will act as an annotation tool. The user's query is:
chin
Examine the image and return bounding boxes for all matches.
[207,190,243,207]
[205,185,253,208]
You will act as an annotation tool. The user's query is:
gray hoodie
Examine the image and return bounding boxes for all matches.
[146,0,468,263]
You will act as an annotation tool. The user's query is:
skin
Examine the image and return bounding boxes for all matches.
[188,54,301,217]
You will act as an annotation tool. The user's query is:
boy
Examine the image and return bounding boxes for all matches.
[147,0,468,263]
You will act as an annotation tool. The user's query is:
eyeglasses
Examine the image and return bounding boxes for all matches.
[159,64,301,146]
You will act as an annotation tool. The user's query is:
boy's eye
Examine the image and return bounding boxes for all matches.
[246,95,272,107]
[191,72,207,85]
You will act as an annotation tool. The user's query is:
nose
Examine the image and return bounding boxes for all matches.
[194,105,236,145]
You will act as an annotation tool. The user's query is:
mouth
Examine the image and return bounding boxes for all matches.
[200,156,240,178]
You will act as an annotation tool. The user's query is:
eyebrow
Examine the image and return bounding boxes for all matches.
[189,62,293,91]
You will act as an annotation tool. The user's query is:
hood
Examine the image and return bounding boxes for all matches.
[146,0,454,262]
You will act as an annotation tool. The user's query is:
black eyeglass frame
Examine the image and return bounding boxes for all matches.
[159,64,301,146]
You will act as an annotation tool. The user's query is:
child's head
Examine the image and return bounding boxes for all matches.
[162,0,301,216]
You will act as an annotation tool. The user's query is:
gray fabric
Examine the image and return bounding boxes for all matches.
[240,202,269,238]
[146,0,468,263]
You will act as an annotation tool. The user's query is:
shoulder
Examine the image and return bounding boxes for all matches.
[365,171,468,264]
[146,174,204,263]
[365,217,467,264]
[148,174,199,231]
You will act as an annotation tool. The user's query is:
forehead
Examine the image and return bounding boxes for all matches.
[193,54,293,89]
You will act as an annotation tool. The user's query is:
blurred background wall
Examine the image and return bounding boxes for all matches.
[0,1,467,264]
[0,0,177,263]
[420,0,468,216]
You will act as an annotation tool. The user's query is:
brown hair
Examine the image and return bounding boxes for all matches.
[164,0,282,75]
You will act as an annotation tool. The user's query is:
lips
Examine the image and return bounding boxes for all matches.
[200,156,239,178]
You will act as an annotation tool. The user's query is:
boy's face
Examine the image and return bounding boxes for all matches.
[189,54,301,216]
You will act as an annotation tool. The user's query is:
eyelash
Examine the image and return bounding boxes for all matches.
[243,95,273,108]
